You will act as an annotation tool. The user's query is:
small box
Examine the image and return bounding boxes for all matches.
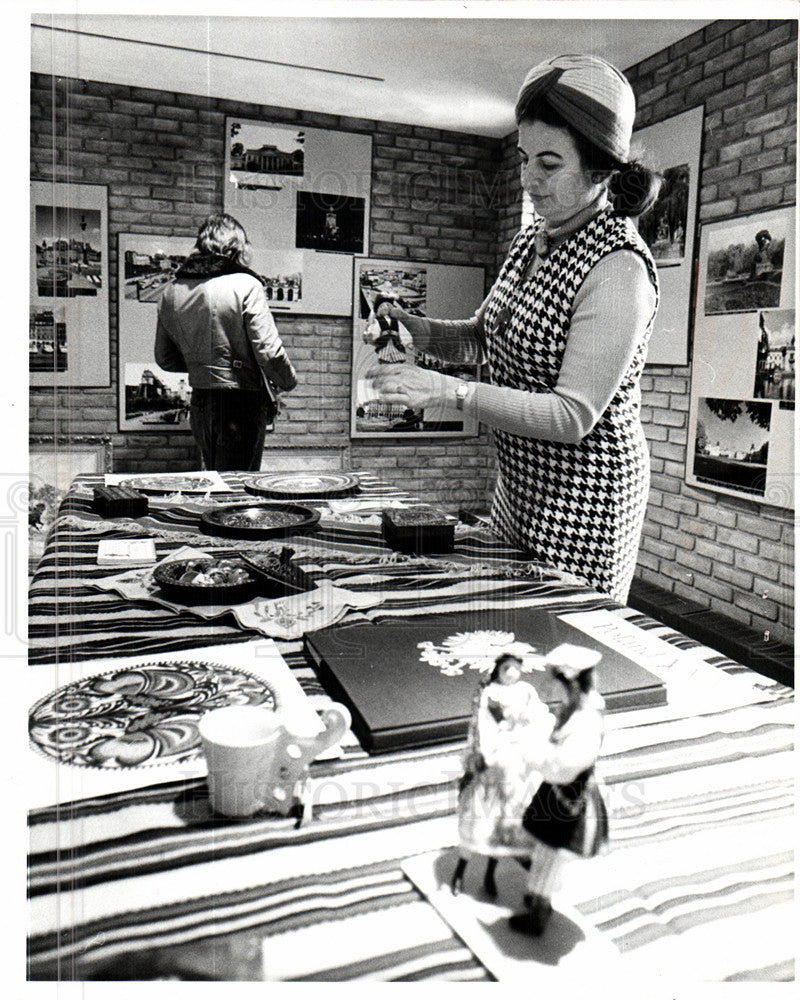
[92,485,149,519]
[382,505,455,554]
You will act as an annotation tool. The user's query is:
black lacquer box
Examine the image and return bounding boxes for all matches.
[92,485,149,518]
[382,505,455,554]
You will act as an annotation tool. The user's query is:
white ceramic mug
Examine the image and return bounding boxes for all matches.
[198,703,350,818]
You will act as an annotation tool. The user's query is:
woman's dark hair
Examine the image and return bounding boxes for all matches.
[195,213,251,264]
[552,664,595,693]
[487,653,523,684]
[520,101,662,218]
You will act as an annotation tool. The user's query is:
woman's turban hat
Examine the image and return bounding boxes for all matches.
[515,54,636,164]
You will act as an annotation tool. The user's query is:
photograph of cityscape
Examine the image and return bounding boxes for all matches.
[228,120,305,192]
[295,191,365,254]
[124,362,191,429]
[753,309,795,403]
[34,205,102,297]
[351,260,478,438]
[692,397,771,497]
[29,306,67,373]
[123,248,188,301]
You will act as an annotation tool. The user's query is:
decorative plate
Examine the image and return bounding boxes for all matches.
[153,557,258,605]
[29,660,277,769]
[124,474,217,494]
[245,472,360,499]
[200,502,320,540]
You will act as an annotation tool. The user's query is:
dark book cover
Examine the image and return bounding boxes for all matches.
[305,608,667,753]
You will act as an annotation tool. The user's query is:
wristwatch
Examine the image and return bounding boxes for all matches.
[454,380,471,411]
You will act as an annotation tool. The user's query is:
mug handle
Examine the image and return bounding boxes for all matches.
[311,703,351,755]
[288,703,350,758]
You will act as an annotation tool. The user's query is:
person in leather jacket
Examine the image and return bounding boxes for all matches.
[155,213,297,470]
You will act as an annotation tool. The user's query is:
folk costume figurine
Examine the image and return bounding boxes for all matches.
[363,294,412,364]
[451,654,553,897]
[509,645,609,937]
[371,54,662,604]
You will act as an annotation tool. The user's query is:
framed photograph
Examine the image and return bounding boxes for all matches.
[686,205,796,509]
[117,233,195,433]
[702,215,787,316]
[351,257,484,438]
[30,182,110,386]
[632,105,704,366]
[224,118,372,316]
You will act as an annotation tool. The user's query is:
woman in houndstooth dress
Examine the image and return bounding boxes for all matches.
[372,55,661,604]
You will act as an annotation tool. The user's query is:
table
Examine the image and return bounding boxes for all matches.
[27,473,794,982]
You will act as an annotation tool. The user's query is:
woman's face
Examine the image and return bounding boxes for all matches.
[518,118,601,225]
[497,659,522,686]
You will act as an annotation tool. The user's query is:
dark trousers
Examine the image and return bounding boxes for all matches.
[190,388,275,471]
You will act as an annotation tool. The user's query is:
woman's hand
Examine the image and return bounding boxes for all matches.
[387,304,425,340]
[369,363,450,411]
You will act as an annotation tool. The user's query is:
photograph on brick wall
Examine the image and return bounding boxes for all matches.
[35,205,102,297]
[261,251,303,306]
[30,182,110,387]
[691,397,771,498]
[123,247,189,301]
[351,257,484,438]
[703,214,787,316]
[29,305,67,373]
[123,362,191,430]
[687,205,796,508]
[637,164,689,265]
[295,191,365,254]
[228,121,305,191]
[224,117,371,315]
[753,309,795,405]
[631,105,703,366]
[117,234,196,433]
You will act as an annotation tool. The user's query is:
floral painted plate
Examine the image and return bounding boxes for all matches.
[29,659,277,769]
[244,472,360,499]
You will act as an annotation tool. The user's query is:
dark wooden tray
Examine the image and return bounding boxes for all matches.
[200,502,320,540]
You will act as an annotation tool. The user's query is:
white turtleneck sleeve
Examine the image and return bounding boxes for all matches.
[461,250,656,443]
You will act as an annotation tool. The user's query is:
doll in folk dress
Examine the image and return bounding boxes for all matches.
[452,646,609,938]
[511,649,609,935]
[451,653,554,896]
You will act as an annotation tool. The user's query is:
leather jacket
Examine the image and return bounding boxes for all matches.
[155,271,297,392]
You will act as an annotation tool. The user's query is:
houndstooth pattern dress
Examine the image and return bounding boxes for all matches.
[484,209,659,603]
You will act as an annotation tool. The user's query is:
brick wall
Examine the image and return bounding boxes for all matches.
[30,75,505,512]
[628,18,796,644]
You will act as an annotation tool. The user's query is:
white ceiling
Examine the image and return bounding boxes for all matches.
[30,11,714,137]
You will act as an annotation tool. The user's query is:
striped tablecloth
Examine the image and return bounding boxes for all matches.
[27,473,794,982]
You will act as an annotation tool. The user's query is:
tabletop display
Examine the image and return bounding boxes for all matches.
[27,471,794,984]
